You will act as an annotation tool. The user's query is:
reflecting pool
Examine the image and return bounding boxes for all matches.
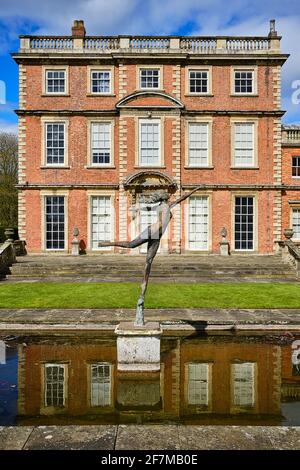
[0,331,300,426]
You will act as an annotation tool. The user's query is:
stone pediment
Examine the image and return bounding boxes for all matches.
[116,91,184,110]
[123,170,177,191]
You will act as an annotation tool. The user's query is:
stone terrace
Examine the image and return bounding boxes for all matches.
[4,254,298,283]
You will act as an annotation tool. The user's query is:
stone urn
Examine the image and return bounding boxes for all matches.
[284,228,294,240]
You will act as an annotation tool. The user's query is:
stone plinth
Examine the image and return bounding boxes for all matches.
[71,240,79,256]
[219,241,230,256]
[116,371,161,410]
[115,321,162,372]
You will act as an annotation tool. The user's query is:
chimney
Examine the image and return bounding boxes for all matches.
[268,19,277,38]
[72,20,86,38]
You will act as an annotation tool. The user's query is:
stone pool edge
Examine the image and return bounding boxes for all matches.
[0,424,300,450]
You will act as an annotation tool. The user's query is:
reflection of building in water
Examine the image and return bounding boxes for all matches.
[17,336,282,422]
[180,338,281,417]
[281,342,300,401]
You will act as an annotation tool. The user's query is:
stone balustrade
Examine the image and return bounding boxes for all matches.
[282,126,300,145]
[84,37,120,50]
[29,37,73,49]
[277,238,300,277]
[19,35,281,54]
[0,241,16,276]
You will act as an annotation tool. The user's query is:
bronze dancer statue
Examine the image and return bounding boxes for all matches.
[99,185,204,325]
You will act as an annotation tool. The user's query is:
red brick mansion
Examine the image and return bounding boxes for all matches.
[12,20,300,255]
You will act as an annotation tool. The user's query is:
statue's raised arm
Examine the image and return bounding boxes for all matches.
[169,184,205,209]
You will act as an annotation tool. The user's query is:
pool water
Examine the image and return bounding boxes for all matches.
[0,331,300,426]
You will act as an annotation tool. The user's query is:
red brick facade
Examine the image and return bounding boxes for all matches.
[13,21,300,254]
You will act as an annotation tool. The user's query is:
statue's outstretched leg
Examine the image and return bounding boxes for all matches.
[135,239,160,326]
[98,233,148,249]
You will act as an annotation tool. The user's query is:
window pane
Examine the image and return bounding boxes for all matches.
[234,123,254,167]
[91,196,112,250]
[188,363,209,405]
[45,196,65,250]
[46,123,65,165]
[91,70,111,93]
[140,69,160,88]
[292,157,300,177]
[233,363,255,407]
[234,197,254,250]
[45,364,65,407]
[91,122,111,165]
[188,197,209,250]
[234,70,253,93]
[189,70,208,93]
[188,123,209,166]
[292,208,300,239]
[139,121,160,165]
[46,70,66,93]
[91,363,111,406]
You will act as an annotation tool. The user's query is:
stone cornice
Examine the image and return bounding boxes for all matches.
[181,184,300,191]
[15,109,118,116]
[15,109,285,117]
[16,183,119,190]
[182,110,286,117]
[12,52,289,64]
[17,183,300,191]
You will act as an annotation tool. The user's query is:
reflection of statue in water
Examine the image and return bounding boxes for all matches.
[99,186,203,326]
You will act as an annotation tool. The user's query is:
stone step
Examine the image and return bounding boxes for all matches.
[6,275,299,283]
[9,263,293,272]
[9,269,295,277]
[14,254,284,264]
[12,260,287,267]
[7,254,296,282]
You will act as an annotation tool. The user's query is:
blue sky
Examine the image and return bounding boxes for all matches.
[1,0,300,134]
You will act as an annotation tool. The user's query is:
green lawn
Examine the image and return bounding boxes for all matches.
[0,282,299,309]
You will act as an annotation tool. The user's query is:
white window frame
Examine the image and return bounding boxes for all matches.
[231,119,258,168]
[87,191,115,252]
[231,362,256,408]
[41,117,69,168]
[186,66,212,95]
[138,118,161,167]
[40,190,69,252]
[44,363,67,408]
[291,206,300,241]
[233,195,256,252]
[90,121,112,167]
[186,363,211,407]
[45,122,66,167]
[292,156,300,178]
[186,195,210,251]
[137,66,162,90]
[90,362,112,407]
[87,119,114,168]
[187,121,211,167]
[44,195,66,251]
[231,67,257,96]
[43,66,68,95]
[87,67,114,95]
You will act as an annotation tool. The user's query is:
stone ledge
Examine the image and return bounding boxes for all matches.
[0,308,300,335]
[1,425,300,450]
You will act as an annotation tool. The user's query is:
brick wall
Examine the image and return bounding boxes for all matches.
[18,59,285,253]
